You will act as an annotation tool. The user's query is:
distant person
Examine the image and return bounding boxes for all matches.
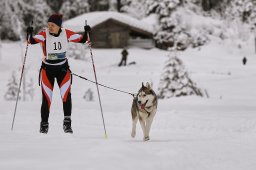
[242,56,247,65]
[118,48,128,67]
[27,14,91,134]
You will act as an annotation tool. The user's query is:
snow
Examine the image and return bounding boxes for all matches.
[0,36,256,169]
[141,14,159,31]
[63,11,155,34]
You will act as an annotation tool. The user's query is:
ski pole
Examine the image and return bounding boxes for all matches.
[85,20,108,138]
[11,21,33,130]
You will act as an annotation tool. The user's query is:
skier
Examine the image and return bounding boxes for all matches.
[118,48,128,67]
[26,14,91,134]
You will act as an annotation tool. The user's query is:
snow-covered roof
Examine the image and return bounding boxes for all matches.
[63,11,154,34]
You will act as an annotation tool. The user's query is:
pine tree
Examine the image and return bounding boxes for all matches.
[221,0,255,42]
[88,0,109,11]
[157,54,204,99]
[0,1,12,40]
[32,0,53,33]
[1,0,52,40]
[26,78,34,101]
[45,0,64,13]
[201,0,224,11]
[67,43,89,60]
[224,0,256,24]
[83,88,94,101]
[59,0,89,20]
[146,0,210,50]
[146,0,191,50]
[120,0,148,19]
[4,71,20,101]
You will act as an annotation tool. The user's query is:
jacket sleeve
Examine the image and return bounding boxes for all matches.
[29,31,46,44]
[65,29,88,43]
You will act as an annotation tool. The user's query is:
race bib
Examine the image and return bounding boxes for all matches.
[46,28,68,60]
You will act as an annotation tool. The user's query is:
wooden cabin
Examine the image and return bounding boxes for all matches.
[63,11,155,48]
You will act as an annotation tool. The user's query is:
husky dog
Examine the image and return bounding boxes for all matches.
[131,82,158,141]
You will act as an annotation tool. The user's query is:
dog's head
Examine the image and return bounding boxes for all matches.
[137,82,155,109]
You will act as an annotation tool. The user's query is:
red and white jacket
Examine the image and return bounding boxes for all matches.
[29,28,87,64]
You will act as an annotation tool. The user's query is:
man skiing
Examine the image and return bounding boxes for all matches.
[27,14,91,134]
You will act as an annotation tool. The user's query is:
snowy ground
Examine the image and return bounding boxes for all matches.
[0,38,256,170]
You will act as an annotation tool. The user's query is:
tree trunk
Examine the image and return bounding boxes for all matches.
[202,0,211,11]
[117,0,121,12]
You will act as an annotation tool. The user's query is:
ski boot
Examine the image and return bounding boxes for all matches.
[63,118,73,134]
[40,122,49,134]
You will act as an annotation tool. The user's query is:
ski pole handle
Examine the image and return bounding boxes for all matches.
[26,21,34,41]
[84,20,91,43]
[84,20,87,32]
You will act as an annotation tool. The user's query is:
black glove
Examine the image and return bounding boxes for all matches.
[26,26,34,40]
[84,25,91,32]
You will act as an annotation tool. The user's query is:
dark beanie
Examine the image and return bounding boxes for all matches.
[48,14,63,27]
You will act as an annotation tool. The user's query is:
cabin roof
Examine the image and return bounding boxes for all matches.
[63,11,155,35]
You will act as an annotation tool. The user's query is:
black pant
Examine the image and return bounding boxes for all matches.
[118,56,127,66]
[40,61,72,123]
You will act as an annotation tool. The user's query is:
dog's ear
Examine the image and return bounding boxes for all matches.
[146,82,151,89]
[142,82,144,88]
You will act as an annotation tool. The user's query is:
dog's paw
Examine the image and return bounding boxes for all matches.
[144,136,150,141]
[131,131,136,138]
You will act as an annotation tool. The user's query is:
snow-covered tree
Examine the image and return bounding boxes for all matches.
[45,0,64,13]
[31,0,53,33]
[220,0,255,43]
[83,88,94,101]
[59,0,89,20]
[145,0,209,50]
[224,0,256,24]
[120,0,148,19]
[4,71,20,101]
[1,0,52,40]
[146,0,180,16]
[4,71,35,101]
[88,0,109,11]
[1,0,22,40]
[26,78,34,101]
[158,54,204,98]
[201,0,225,11]
[67,43,89,61]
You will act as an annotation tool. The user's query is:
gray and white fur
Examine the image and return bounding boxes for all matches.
[131,82,158,141]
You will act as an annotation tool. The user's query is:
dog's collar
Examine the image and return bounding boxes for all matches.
[144,105,153,113]
[145,105,152,110]
[143,107,152,116]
